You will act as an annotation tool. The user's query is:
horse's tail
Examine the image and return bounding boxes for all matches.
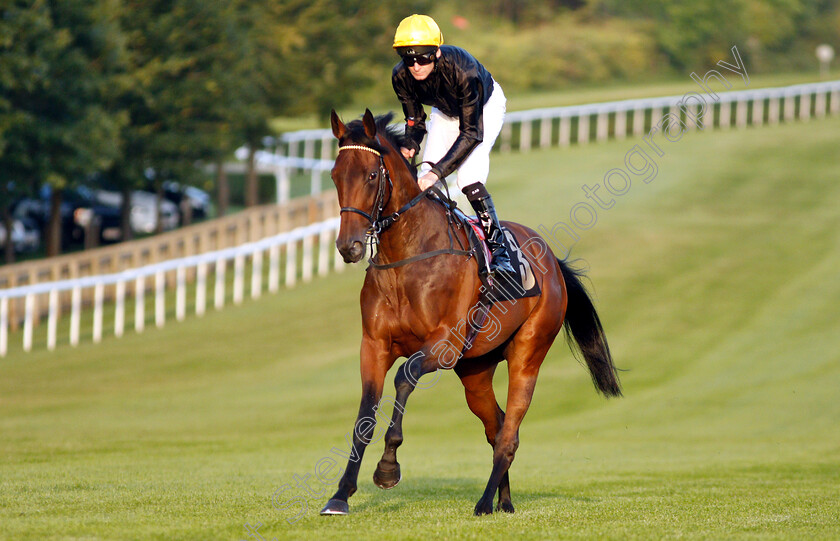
[557,258,622,397]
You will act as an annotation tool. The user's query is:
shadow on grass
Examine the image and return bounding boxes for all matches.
[351,475,600,514]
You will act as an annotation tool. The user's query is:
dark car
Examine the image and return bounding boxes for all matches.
[141,180,212,224]
[12,185,122,249]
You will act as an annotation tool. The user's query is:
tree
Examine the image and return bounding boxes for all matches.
[0,0,125,257]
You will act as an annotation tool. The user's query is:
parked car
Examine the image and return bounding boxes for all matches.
[141,181,211,223]
[94,189,180,234]
[0,217,41,253]
[12,185,122,249]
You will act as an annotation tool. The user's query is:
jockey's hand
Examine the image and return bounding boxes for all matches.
[400,147,416,160]
[418,171,439,191]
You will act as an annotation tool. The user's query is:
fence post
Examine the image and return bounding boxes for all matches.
[233,253,245,305]
[269,245,280,292]
[71,286,81,346]
[559,116,571,146]
[633,107,645,136]
[196,263,207,316]
[23,293,34,352]
[735,99,748,128]
[752,98,764,126]
[321,135,334,161]
[650,106,662,134]
[289,140,301,164]
[93,283,104,343]
[286,237,297,288]
[251,250,263,299]
[48,289,59,350]
[176,265,186,321]
[115,280,125,337]
[768,96,779,124]
[302,232,314,283]
[318,227,330,277]
[814,92,825,118]
[719,101,731,129]
[215,258,226,310]
[520,120,531,152]
[276,165,290,205]
[799,92,811,121]
[576,114,589,145]
[784,93,795,121]
[155,270,165,328]
[596,111,608,142]
[831,90,840,114]
[539,116,552,148]
[135,276,145,333]
[615,110,627,139]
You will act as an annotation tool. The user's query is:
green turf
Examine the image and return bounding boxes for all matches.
[2,115,839,540]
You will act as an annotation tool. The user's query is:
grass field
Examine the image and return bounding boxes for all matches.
[2,115,839,540]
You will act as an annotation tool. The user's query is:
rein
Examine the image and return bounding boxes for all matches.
[337,143,472,270]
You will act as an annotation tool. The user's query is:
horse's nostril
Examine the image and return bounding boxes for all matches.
[338,240,365,263]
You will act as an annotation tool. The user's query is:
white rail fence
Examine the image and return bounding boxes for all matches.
[254,80,840,200]
[0,218,342,357]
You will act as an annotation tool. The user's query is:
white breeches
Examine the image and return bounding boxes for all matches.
[419,81,506,192]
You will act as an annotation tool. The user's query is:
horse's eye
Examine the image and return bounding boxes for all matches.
[368,171,378,181]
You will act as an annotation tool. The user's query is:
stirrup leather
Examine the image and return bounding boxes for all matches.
[469,195,516,276]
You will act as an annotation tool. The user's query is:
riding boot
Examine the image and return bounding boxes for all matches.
[463,183,517,278]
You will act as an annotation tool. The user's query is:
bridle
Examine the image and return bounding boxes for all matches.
[336,141,472,269]
[337,144,393,238]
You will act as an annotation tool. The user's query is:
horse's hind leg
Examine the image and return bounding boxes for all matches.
[473,339,555,516]
[455,359,515,513]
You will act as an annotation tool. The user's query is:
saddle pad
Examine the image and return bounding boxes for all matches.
[464,216,541,302]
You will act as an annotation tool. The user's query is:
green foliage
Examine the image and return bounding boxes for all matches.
[590,0,840,72]
[0,1,124,189]
[452,14,662,91]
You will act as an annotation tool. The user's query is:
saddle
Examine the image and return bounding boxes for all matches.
[449,204,541,303]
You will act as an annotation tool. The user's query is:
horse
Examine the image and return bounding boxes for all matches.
[320,109,621,516]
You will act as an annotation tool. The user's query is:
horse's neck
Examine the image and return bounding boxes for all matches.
[376,167,452,266]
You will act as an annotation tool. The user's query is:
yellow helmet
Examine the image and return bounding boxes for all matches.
[393,14,443,50]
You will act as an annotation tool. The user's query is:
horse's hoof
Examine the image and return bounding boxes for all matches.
[373,462,401,489]
[320,499,349,515]
[496,500,515,513]
[474,498,494,516]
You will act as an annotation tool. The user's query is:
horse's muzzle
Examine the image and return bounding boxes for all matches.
[338,240,365,263]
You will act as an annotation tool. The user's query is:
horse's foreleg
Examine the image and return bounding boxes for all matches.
[321,339,392,515]
[373,349,439,489]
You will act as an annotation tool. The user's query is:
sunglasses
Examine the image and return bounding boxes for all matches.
[401,51,436,66]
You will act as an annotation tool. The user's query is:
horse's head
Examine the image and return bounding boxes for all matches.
[330,109,398,263]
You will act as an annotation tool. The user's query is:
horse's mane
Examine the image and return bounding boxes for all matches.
[341,113,414,176]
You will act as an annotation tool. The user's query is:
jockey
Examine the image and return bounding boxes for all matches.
[392,14,516,278]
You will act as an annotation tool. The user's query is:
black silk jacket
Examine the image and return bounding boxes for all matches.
[392,45,495,179]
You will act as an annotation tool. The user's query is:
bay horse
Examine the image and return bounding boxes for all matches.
[320,109,621,516]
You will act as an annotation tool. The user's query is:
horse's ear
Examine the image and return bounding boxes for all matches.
[362,108,377,139]
[330,109,346,140]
